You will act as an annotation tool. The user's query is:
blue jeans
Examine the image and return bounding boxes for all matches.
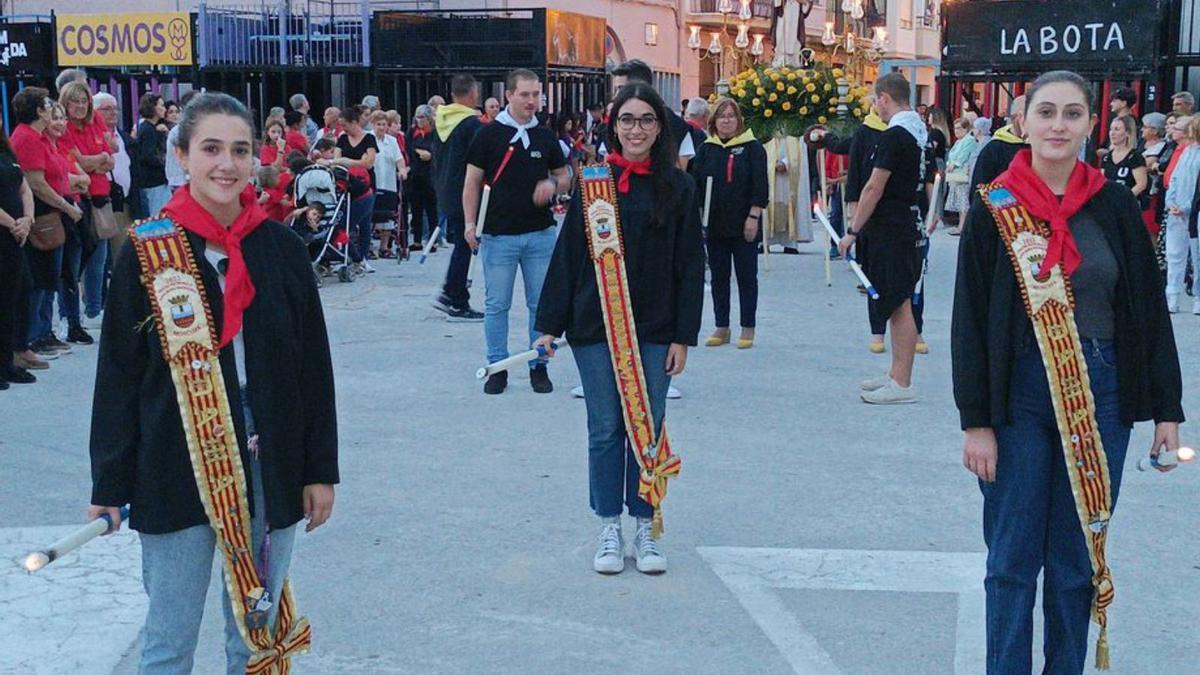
[350,193,376,262]
[140,185,172,219]
[56,224,83,328]
[982,338,1130,675]
[137,395,297,674]
[706,236,758,328]
[481,228,557,365]
[83,239,109,317]
[27,247,64,342]
[573,342,671,518]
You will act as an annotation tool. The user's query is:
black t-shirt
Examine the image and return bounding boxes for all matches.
[467,122,566,235]
[0,150,25,231]
[1101,148,1145,193]
[927,127,948,163]
[337,132,379,188]
[870,126,924,235]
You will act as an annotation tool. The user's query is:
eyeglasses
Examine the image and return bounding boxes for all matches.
[616,114,659,131]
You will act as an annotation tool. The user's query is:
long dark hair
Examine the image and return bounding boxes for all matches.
[606,82,679,226]
[177,92,255,153]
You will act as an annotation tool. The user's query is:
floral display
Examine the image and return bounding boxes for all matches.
[713,63,870,139]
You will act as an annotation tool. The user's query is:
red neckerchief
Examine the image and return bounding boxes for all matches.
[161,185,269,348]
[412,127,429,140]
[995,148,1107,279]
[686,119,705,131]
[606,151,652,193]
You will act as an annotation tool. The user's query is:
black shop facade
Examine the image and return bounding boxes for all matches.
[937,0,1194,145]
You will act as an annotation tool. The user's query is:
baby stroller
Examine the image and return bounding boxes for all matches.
[293,164,355,285]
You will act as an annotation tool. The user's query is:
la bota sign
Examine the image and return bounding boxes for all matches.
[56,13,193,67]
[942,0,1161,74]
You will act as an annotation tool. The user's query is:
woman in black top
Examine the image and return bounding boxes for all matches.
[690,98,768,349]
[134,93,170,216]
[1101,115,1148,202]
[953,71,1182,672]
[0,125,35,389]
[405,104,438,249]
[533,83,704,576]
[88,93,337,671]
[331,105,378,264]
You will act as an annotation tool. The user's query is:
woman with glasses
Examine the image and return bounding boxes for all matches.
[690,97,768,349]
[534,83,704,575]
[405,104,438,251]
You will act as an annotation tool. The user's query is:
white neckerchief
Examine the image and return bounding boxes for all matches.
[888,110,928,149]
[496,106,538,149]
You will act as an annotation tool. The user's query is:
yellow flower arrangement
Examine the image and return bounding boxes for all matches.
[832,68,845,78]
[805,83,816,93]
[726,63,869,138]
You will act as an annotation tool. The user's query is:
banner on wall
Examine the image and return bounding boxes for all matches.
[56,13,193,67]
[545,10,605,69]
[0,22,55,76]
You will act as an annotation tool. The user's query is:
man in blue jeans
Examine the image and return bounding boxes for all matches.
[463,68,570,394]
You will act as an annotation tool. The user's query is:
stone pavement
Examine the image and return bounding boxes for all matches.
[1,231,1197,674]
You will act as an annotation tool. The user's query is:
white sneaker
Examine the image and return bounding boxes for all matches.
[667,386,681,399]
[593,520,624,574]
[860,378,918,404]
[633,518,667,574]
[860,373,891,392]
[1167,294,1180,313]
[1192,300,1200,316]
[571,385,585,399]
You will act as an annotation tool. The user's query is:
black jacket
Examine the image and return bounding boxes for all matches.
[535,167,705,347]
[952,183,1183,430]
[970,137,1026,189]
[431,116,482,223]
[90,222,339,534]
[827,123,884,203]
[406,129,435,179]
[133,120,167,189]
[690,135,769,239]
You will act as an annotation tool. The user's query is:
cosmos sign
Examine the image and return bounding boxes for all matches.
[942,0,1159,73]
[56,13,193,67]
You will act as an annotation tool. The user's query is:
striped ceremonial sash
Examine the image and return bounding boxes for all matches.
[979,186,1116,670]
[580,165,681,539]
[129,219,311,674]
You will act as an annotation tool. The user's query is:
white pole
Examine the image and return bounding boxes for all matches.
[418,225,442,265]
[814,204,878,299]
[702,176,713,229]
[476,339,567,379]
[924,172,943,234]
[23,506,128,573]
[467,185,491,288]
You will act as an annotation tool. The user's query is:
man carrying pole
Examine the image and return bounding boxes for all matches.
[464,69,570,395]
[833,72,927,404]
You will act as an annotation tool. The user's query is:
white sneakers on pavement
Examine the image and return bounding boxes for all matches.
[592,517,668,575]
[593,520,625,574]
[633,518,667,574]
[860,377,917,404]
[860,373,891,392]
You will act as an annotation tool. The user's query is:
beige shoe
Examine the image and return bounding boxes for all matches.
[868,338,886,354]
[915,340,929,354]
[705,331,730,347]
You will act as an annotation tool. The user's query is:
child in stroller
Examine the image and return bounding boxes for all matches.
[289,150,357,283]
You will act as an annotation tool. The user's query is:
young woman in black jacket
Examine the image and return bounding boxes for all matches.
[534,83,704,575]
[87,93,338,671]
[690,97,768,348]
[952,71,1183,673]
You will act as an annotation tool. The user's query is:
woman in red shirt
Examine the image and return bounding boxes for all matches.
[61,81,117,325]
[9,88,85,360]
[48,101,94,345]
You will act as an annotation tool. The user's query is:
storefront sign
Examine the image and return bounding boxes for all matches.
[56,13,193,67]
[943,0,1160,73]
[0,23,54,76]
[546,10,605,69]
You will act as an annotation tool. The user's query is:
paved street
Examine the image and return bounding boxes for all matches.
[1,231,1197,674]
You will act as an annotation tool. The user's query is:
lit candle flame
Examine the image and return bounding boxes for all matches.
[1178,447,1196,463]
[23,552,49,573]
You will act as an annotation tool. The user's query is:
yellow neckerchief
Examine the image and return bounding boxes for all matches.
[704,128,757,148]
[863,110,887,131]
[993,124,1025,144]
[435,103,480,142]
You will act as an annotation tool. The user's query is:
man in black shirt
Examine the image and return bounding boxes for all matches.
[464,69,570,394]
[970,95,1027,189]
[431,74,485,321]
[836,72,926,404]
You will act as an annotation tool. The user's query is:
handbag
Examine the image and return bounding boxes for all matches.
[29,212,65,251]
[108,171,126,213]
[90,196,120,240]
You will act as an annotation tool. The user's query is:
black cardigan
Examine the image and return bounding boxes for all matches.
[90,221,339,534]
[690,137,769,239]
[827,124,883,203]
[970,137,1026,190]
[951,183,1184,430]
[535,167,704,347]
[431,116,482,222]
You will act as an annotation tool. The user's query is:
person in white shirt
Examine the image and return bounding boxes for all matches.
[369,110,407,258]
